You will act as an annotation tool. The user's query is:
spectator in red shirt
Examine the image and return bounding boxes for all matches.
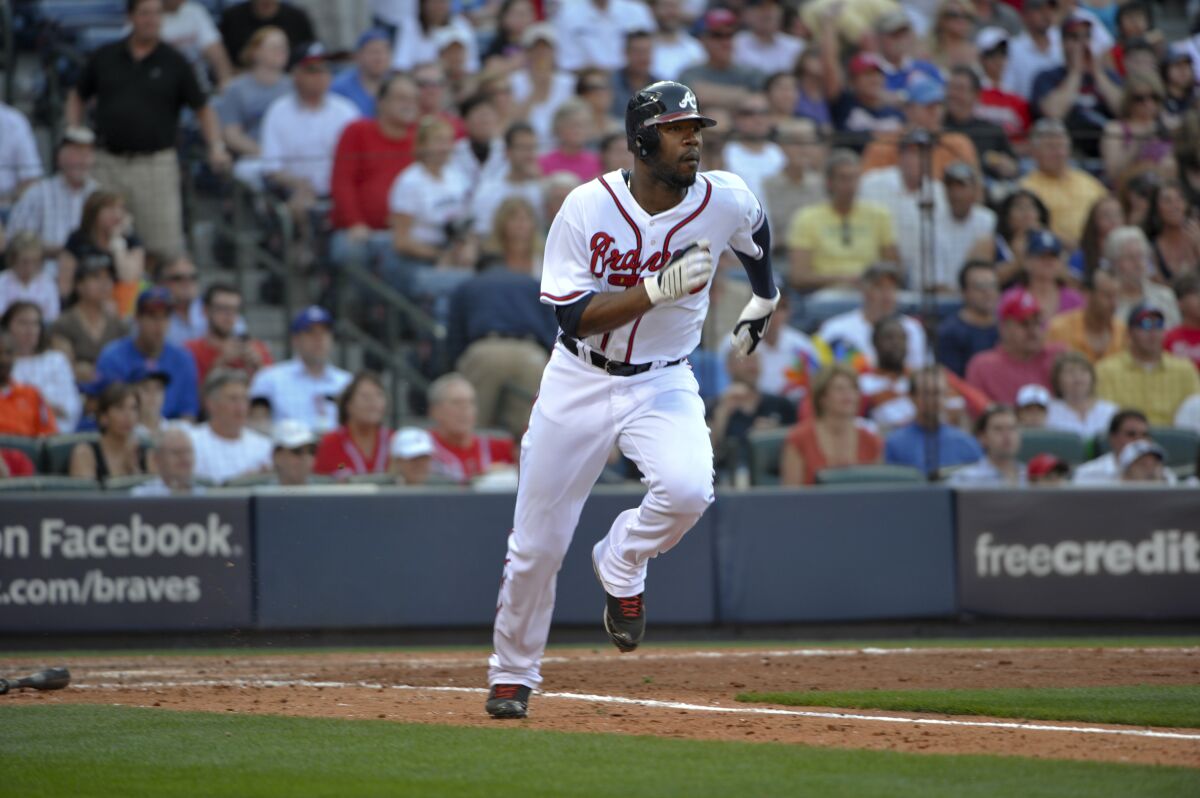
[0,330,58,437]
[974,28,1032,141]
[1164,273,1200,371]
[313,370,392,478]
[1,447,36,477]
[330,72,419,273]
[185,283,273,394]
[966,288,1067,404]
[427,372,516,484]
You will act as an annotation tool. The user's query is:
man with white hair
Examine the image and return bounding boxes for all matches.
[1105,226,1181,327]
[190,368,273,484]
[427,373,516,484]
[132,427,204,495]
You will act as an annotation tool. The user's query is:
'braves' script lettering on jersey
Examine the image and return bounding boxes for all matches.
[589,232,670,287]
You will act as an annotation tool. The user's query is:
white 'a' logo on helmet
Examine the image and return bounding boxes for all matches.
[679,89,697,110]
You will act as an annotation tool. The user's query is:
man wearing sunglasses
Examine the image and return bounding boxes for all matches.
[1096,304,1200,425]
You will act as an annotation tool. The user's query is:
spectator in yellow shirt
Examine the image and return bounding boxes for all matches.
[1019,119,1108,250]
[1095,304,1200,425]
[788,149,898,293]
[1046,266,1127,363]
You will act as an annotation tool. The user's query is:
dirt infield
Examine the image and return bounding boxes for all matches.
[5,645,1200,767]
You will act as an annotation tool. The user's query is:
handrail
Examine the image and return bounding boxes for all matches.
[335,258,444,339]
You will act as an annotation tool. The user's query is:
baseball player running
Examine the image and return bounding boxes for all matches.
[486,81,781,719]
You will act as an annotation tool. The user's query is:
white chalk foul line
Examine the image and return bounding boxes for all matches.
[68,677,1200,742]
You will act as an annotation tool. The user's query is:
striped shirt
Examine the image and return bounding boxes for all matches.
[6,175,98,251]
[13,351,81,432]
[188,423,273,484]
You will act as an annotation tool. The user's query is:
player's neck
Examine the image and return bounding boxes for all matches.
[627,168,688,215]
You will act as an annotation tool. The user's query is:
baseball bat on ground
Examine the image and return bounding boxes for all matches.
[0,667,71,695]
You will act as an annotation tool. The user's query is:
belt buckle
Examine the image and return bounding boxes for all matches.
[604,358,620,375]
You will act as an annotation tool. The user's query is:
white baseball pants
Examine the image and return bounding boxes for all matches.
[488,345,715,689]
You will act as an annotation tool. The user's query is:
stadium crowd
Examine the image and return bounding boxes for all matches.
[1,0,1199,492]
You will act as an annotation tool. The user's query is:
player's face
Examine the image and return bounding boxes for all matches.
[649,119,703,189]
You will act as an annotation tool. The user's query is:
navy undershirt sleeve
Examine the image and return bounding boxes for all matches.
[735,217,777,299]
[555,293,595,339]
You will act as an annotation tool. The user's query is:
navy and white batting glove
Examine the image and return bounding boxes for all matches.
[644,239,712,305]
[730,289,780,356]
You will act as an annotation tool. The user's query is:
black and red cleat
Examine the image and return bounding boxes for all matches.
[485,683,532,719]
[602,592,645,653]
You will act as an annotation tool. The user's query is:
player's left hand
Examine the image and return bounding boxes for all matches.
[730,289,780,357]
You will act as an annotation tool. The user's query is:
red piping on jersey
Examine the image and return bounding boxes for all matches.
[624,176,713,363]
[541,290,586,302]
[598,176,643,251]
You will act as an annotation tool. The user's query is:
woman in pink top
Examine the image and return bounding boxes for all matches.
[1003,229,1084,316]
[537,99,602,182]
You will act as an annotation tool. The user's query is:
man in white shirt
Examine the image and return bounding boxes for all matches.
[1072,409,1175,484]
[858,135,947,289]
[722,93,785,203]
[471,122,544,236]
[931,163,996,295]
[650,0,705,80]
[948,405,1026,486]
[189,368,273,484]
[0,101,43,211]
[1003,0,1063,99]
[261,43,360,201]
[818,262,928,370]
[554,0,656,72]
[450,95,508,187]
[132,426,206,496]
[732,0,804,76]
[6,127,98,271]
[160,0,234,90]
[249,305,351,432]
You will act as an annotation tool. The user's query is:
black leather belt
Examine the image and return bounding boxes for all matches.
[559,335,684,377]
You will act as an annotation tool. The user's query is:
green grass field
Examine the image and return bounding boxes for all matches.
[3,705,1198,798]
[737,685,1200,729]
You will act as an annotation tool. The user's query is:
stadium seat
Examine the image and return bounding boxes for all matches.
[42,432,99,475]
[345,473,397,486]
[747,428,790,486]
[815,464,926,485]
[1148,427,1200,468]
[223,472,276,488]
[1017,429,1088,465]
[0,435,46,471]
[0,476,100,492]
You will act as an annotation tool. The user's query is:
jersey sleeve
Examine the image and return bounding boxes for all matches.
[711,171,765,257]
[539,193,597,306]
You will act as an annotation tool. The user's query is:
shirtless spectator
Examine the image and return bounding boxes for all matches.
[966,289,1066,405]
[427,372,517,485]
[5,128,97,272]
[189,369,273,484]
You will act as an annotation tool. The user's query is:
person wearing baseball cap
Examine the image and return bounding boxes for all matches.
[824,50,905,142]
[1095,303,1200,425]
[965,288,1067,405]
[1118,439,1168,483]
[1163,49,1197,120]
[271,419,318,487]
[248,306,351,432]
[1015,383,1051,428]
[678,8,765,110]
[973,27,1033,141]
[388,426,436,486]
[331,29,393,117]
[95,287,200,421]
[871,9,942,99]
[1027,452,1071,484]
[1017,229,1084,316]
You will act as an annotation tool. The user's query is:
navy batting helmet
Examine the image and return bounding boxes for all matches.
[625,81,717,159]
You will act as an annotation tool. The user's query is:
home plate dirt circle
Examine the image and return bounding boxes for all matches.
[7,645,1199,767]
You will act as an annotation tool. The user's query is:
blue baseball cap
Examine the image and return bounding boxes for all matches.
[1026,229,1063,257]
[136,286,173,315]
[905,79,945,105]
[355,28,390,50]
[290,305,333,333]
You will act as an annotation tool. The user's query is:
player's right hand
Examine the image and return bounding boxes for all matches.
[643,240,712,306]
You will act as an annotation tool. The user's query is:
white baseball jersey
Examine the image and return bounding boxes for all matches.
[540,169,765,364]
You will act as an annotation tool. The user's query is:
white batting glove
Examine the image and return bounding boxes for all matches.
[643,240,712,305]
[730,289,781,357]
